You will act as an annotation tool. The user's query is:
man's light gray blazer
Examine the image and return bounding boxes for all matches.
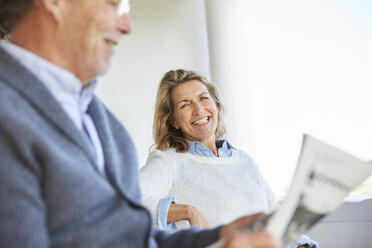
[0,47,219,248]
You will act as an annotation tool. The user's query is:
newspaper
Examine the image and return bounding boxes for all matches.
[208,134,372,247]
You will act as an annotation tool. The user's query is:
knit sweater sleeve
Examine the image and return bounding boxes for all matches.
[262,177,280,212]
[242,150,279,213]
[139,149,173,227]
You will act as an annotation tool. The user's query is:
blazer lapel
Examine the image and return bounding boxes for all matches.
[87,98,122,187]
[0,47,96,164]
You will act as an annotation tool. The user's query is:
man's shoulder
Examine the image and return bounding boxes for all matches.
[0,76,29,114]
[0,47,41,97]
[0,46,28,76]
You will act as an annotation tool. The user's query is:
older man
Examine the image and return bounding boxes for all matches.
[0,0,281,247]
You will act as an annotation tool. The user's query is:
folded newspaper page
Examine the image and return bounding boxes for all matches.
[208,134,372,248]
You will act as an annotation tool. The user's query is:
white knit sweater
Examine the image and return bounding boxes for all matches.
[139,149,279,229]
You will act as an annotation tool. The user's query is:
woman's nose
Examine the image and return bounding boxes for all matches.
[192,103,203,115]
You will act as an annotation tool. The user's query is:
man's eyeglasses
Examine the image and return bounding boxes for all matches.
[117,0,131,16]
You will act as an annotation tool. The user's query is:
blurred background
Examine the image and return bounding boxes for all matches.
[97,0,372,198]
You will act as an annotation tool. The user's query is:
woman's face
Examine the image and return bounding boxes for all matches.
[171,80,218,145]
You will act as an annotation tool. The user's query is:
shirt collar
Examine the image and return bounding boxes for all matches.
[1,40,96,116]
[188,140,235,158]
[80,80,97,113]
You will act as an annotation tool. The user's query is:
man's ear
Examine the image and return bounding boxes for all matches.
[38,0,66,22]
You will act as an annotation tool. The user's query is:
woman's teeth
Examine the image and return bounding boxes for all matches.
[192,117,209,125]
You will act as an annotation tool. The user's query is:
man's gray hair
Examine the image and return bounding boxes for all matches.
[0,0,34,39]
[0,26,11,40]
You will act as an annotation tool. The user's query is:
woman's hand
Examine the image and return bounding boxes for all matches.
[167,203,211,229]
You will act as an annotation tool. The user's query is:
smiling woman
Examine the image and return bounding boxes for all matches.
[152,70,226,154]
[170,79,220,155]
[139,69,319,247]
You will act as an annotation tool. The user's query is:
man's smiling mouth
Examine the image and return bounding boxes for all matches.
[104,38,117,47]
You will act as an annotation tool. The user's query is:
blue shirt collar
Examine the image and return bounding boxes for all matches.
[188,140,235,158]
[1,41,96,128]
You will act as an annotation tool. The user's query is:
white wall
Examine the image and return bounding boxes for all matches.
[242,0,372,196]
[97,0,210,168]
[96,0,372,196]
[205,0,256,155]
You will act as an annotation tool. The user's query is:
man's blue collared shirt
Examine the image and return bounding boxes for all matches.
[1,41,105,175]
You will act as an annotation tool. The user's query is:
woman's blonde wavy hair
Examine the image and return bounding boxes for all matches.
[153,69,226,153]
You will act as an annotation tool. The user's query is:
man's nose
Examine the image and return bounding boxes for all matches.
[116,14,132,34]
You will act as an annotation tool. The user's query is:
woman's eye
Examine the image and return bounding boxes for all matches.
[201,96,209,101]
[180,104,188,109]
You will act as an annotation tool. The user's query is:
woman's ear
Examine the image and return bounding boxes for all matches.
[171,120,180,130]
[216,103,221,113]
